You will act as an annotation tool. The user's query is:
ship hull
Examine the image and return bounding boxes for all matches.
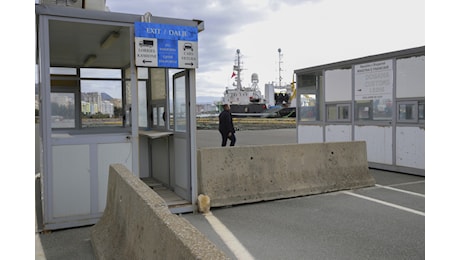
[229,103,267,116]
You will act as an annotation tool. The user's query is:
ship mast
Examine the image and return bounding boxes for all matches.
[278,48,283,87]
[234,49,243,91]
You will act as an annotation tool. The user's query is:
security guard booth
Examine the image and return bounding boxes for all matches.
[36,3,204,230]
[294,47,425,176]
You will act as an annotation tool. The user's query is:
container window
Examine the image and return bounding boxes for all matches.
[397,101,419,123]
[299,94,318,122]
[50,68,128,130]
[51,92,76,128]
[327,104,350,122]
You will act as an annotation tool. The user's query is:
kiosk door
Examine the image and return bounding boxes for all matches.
[172,71,191,201]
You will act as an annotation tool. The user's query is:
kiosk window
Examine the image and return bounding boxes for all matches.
[173,72,187,132]
[51,92,76,128]
[299,94,318,122]
[158,106,165,127]
[418,101,425,121]
[81,79,123,128]
[327,104,350,122]
[397,101,422,123]
[354,99,392,121]
[297,74,320,122]
[355,101,372,120]
[50,67,127,130]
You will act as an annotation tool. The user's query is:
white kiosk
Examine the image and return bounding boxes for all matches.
[36,3,204,231]
[294,47,425,176]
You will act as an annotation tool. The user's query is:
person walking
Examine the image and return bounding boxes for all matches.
[219,104,236,146]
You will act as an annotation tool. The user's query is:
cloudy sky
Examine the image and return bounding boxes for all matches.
[104,0,425,101]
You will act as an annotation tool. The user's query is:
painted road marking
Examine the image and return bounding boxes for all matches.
[35,234,46,259]
[375,184,425,197]
[342,191,425,216]
[391,180,425,187]
[204,212,255,260]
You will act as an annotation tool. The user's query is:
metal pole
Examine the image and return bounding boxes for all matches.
[278,48,283,87]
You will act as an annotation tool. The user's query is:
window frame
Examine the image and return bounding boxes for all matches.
[354,100,373,121]
[49,67,130,134]
[326,103,351,122]
[397,100,423,124]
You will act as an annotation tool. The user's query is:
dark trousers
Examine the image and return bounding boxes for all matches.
[220,132,236,147]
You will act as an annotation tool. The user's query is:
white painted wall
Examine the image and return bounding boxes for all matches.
[97,142,133,212]
[52,144,91,218]
[354,125,392,165]
[396,126,425,169]
[396,56,425,98]
[298,125,323,143]
[51,139,133,218]
[325,69,352,102]
[325,125,352,142]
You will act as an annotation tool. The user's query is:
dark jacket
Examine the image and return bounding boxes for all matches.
[219,110,235,135]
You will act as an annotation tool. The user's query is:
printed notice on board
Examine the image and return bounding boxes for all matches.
[354,60,393,101]
[134,22,198,68]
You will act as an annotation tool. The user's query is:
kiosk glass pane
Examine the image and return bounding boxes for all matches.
[138,81,147,128]
[338,105,350,120]
[159,106,165,127]
[81,80,123,127]
[327,105,338,121]
[373,98,392,120]
[398,103,415,120]
[51,93,75,128]
[174,75,186,132]
[327,104,350,121]
[418,101,425,120]
[299,94,317,122]
[81,68,121,79]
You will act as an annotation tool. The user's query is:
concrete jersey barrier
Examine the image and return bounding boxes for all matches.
[197,141,375,207]
[91,164,228,260]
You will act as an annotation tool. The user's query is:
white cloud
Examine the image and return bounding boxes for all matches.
[105,0,424,99]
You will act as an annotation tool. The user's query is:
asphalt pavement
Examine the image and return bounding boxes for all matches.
[182,169,425,259]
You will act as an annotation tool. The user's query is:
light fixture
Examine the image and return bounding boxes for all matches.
[83,55,97,67]
[100,31,120,49]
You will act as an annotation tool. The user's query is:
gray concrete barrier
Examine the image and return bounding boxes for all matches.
[197,141,375,207]
[91,164,228,260]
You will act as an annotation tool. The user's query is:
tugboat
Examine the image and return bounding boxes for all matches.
[221,49,267,116]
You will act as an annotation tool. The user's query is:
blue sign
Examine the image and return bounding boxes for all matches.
[157,39,178,67]
[134,22,198,68]
[134,22,198,41]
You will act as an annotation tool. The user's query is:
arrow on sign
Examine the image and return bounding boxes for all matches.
[143,60,152,63]
[185,62,194,66]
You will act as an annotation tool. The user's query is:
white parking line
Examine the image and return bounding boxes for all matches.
[391,180,425,187]
[204,212,255,260]
[35,234,46,260]
[342,191,425,216]
[375,184,425,197]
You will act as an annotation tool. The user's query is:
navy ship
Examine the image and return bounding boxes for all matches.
[221,49,267,116]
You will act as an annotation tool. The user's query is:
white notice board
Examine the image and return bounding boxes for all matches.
[354,59,393,101]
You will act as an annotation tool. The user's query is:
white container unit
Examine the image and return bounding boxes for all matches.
[295,47,425,176]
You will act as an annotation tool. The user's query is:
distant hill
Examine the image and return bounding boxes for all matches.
[196,96,221,104]
[101,92,113,101]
